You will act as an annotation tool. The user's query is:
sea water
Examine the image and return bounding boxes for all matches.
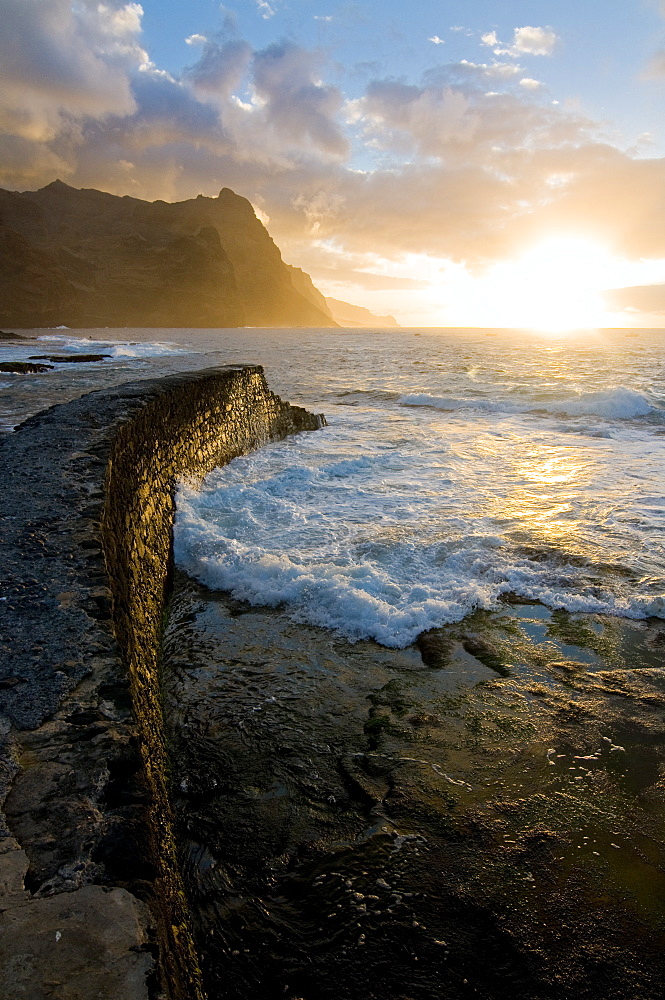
[172,327,665,646]
[2,326,664,645]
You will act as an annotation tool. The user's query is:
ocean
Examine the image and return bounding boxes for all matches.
[3,326,665,643]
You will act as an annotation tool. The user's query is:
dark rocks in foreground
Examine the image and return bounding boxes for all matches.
[0,360,53,373]
[29,353,111,363]
[0,180,337,329]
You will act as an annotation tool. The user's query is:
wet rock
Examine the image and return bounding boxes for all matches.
[0,882,154,999]
[415,629,454,667]
[0,360,54,373]
[29,353,112,363]
[163,582,665,1000]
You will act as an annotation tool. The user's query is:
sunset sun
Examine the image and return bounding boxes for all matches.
[477,236,613,331]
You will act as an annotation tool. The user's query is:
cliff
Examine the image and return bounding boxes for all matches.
[325,296,400,327]
[286,264,335,320]
[0,181,336,329]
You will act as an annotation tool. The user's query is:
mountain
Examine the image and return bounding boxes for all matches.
[286,265,335,320]
[0,181,336,329]
[325,297,400,328]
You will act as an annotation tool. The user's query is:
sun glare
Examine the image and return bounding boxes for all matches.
[476,237,614,331]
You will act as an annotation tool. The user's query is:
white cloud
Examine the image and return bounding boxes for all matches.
[0,0,147,143]
[429,36,445,45]
[256,0,275,19]
[459,60,521,80]
[482,25,559,59]
[512,26,558,56]
[185,34,207,46]
[1,9,663,287]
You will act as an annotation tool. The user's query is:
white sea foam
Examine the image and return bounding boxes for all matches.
[35,335,188,358]
[399,386,656,420]
[174,416,665,646]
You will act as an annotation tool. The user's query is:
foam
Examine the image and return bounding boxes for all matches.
[399,386,657,420]
[174,426,665,647]
[35,335,189,358]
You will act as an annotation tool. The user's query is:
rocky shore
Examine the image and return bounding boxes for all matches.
[1,361,665,1000]
[0,366,323,999]
[163,577,665,1000]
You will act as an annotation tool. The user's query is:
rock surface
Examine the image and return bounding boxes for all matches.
[29,354,111,363]
[0,360,53,372]
[0,844,153,1000]
[163,576,665,1000]
[0,366,324,999]
[0,181,337,329]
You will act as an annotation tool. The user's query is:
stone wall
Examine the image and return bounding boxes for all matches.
[0,366,324,999]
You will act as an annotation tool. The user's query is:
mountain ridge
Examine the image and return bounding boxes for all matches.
[0,181,337,329]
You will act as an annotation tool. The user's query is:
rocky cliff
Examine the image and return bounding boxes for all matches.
[0,181,336,329]
[325,296,400,327]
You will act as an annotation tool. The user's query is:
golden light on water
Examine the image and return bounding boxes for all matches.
[476,431,598,551]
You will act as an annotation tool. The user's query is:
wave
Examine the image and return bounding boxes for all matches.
[333,388,402,405]
[35,335,189,358]
[175,482,665,648]
[399,386,658,420]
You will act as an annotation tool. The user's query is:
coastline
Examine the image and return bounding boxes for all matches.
[1,329,665,998]
[0,365,323,999]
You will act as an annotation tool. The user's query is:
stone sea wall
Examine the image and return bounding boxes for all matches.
[0,366,323,999]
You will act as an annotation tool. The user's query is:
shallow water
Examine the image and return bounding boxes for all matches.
[163,572,665,1000]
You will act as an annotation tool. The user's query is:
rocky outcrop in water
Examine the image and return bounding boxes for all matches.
[0,181,337,329]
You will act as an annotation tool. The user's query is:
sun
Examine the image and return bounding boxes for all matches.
[468,236,615,331]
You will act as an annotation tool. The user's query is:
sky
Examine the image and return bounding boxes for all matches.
[1,0,665,328]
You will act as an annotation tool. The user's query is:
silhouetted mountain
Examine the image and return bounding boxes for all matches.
[325,297,400,328]
[0,181,336,329]
[286,265,334,320]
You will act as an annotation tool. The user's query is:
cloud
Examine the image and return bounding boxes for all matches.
[604,284,665,313]
[0,7,663,295]
[644,49,665,77]
[483,25,559,59]
[252,41,349,156]
[256,1,275,19]
[186,38,252,97]
[512,26,558,56]
[186,34,207,46]
[0,0,146,143]
[429,36,445,45]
